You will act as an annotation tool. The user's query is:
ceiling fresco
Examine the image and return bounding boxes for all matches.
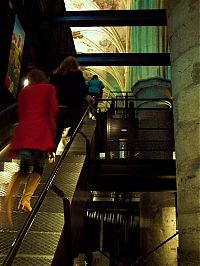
[64,0,169,95]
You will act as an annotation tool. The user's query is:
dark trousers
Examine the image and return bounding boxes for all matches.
[55,106,85,149]
[89,92,101,116]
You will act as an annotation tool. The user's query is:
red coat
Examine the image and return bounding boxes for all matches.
[9,83,58,156]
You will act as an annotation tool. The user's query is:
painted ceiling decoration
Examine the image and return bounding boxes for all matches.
[64,0,169,95]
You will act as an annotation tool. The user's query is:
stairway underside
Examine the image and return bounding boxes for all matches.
[89,159,176,192]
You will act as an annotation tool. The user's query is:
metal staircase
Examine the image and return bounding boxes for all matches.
[0,117,96,266]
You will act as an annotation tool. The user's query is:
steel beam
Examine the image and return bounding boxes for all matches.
[91,176,176,192]
[40,10,167,26]
[87,201,140,211]
[74,53,171,66]
[89,159,176,192]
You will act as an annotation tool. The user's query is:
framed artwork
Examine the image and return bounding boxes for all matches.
[5,15,25,97]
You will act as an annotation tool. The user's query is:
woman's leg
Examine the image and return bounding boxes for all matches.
[92,93,101,118]
[19,172,41,212]
[55,108,73,149]
[4,171,25,225]
[18,150,47,212]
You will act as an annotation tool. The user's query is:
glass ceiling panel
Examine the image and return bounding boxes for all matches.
[65,0,127,10]
[64,0,170,94]
[64,0,167,10]
[73,26,168,54]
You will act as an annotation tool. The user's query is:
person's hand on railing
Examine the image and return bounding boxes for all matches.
[48,151,55,163]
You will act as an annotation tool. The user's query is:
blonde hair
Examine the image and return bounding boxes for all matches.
[54,56,79,75]
[27,69,48,85]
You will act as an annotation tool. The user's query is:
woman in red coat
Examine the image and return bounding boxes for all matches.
[5,69,58,225]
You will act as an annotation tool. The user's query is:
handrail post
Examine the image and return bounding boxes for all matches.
[51,191,73,266]
[78,130,90,158]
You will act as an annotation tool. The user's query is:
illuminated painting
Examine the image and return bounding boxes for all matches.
[6,16,25,97]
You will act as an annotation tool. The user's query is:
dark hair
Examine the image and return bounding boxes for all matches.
[27,69,48,85]
[91,75,98,80]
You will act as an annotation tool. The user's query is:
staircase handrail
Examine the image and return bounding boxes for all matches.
[0,103,17,118]
[92,231,179,266]
[0,103,18,150]
[132,230,179,265]
[2,105,91,266]
[98,97,172,102]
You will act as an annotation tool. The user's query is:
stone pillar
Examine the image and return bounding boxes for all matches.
[167,0,200,264]
[140,192,178,266]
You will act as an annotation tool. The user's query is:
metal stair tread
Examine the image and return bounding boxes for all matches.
[0,212,64,233]
[0,195,64,213]
[0,119,96,265]
[0,171,13,183]
[15,231,62,256]
[3,161,20,173]
[10,256,53,266]
[1,252,54,266]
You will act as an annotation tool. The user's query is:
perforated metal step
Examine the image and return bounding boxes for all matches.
[0,119,96,265]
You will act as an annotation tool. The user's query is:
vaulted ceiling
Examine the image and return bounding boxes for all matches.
[63,0,170,95]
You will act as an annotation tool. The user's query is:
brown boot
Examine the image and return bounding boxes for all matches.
[4,172,24,225]
[18,172,41,212]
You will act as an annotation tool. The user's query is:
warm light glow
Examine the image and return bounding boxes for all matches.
[99,152,105,159]
[23,78,29,87]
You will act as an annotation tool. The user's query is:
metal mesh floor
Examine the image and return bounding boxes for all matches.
[0,119,96,265]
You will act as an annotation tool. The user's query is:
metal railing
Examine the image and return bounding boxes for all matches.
[2,105,91,266]
[91,231,179,266]
[1,96,175,265]
[95,96,174,160]
[0,103,18,150]
[132,231,179,265]
[0,103,17,118]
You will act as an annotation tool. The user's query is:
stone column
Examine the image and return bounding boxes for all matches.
[140,192,178,266]
[167,0,200,264]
